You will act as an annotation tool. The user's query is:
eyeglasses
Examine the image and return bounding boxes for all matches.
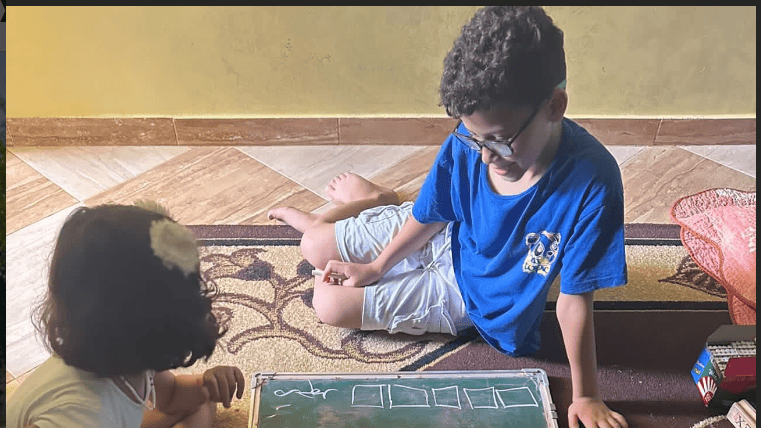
[452,104,541,158]
[451,79,566,158]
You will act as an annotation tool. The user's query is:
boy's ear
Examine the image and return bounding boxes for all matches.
[547,88,568,122]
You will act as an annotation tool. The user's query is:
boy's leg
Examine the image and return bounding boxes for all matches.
[268,173,401,330]
[312,278,365,329]
[268,172,400,269]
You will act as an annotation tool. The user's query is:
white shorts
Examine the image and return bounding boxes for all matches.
[335,202,473,336]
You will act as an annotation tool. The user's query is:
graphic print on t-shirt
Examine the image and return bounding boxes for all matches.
[522,231,561,276]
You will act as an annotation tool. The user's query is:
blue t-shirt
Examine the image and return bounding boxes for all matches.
[412,118,627,356]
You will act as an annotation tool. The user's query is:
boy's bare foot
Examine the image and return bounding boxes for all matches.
[325,173,399,206]
[267,207,317,233]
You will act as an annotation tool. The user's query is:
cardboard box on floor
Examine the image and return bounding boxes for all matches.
[691,325,756,409]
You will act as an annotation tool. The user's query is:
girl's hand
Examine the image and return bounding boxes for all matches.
[202,366,246,408]
[322,260,383,287]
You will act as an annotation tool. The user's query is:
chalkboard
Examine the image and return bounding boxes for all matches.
[249,370,558,428]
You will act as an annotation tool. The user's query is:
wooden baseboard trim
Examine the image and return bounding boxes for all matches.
[6,117,756,147]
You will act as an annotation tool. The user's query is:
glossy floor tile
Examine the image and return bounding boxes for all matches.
[83,147,327,225]
[238,145,427,200]
[620,147,756,223]
[5,150,79,234]
[681,145,756,177]
[6,204,84,376]
[4,141,756,386]
[10,146,190,201]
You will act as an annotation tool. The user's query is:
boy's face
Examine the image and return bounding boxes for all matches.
[459,90,565,183]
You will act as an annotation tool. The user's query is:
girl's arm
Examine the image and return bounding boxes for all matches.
[153,366,245,413]
[152,370,207,415]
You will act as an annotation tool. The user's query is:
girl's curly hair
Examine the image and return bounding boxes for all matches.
[440,6,566,117]
[33,204,225,377]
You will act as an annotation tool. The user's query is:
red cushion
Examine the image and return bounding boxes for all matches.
[671,188,756,324]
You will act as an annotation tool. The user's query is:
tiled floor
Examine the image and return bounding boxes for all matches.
[4,140,756,397]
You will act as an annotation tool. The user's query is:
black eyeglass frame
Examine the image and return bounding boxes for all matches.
[451,103,542,158]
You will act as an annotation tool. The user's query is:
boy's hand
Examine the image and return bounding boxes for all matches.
[568,397,627,428]
[322,260,382,287]
[202,366,246,408]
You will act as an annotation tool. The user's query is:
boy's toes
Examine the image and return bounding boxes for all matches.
[326,172,349,199]
[267,207,287,222]
[325,183,336,200]
[333,172,350,184]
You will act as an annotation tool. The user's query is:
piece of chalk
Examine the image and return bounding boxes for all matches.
[311,269,347,280]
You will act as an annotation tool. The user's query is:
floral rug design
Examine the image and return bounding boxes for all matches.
[177,224,728,427]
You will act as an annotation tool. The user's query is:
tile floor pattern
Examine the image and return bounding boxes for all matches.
[4,142,757,396]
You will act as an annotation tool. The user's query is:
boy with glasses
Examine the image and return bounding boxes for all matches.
[269,6,627,427]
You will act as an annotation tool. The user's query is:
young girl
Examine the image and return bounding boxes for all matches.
[7,202,246,428]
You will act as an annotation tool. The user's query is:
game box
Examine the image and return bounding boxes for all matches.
[691,325,756,409]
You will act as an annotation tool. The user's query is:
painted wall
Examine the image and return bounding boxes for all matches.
[7,6,756,118]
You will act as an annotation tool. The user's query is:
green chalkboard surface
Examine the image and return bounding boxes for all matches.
[249,370,558,428]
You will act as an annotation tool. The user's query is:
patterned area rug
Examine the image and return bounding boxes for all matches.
[547,223,727,309]
[179,223,727,427]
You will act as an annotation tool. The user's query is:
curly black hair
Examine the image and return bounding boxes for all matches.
[33,204,225,377]
[440,6,566,117]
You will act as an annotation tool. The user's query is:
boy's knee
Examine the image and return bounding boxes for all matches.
[311,282,360,328]
[300,223,339,269]
[311,285,339,326]
[300,228,326,268]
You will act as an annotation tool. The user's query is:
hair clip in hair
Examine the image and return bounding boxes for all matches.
[133,199,174,219]
[149,219,199,277]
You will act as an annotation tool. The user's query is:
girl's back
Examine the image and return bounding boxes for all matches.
[7,355,146,427]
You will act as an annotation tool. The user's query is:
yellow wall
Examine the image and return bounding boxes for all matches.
[7,6,756,118]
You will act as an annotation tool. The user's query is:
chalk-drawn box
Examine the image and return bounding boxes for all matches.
[250,369,559,428]
[691,325,756,409]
